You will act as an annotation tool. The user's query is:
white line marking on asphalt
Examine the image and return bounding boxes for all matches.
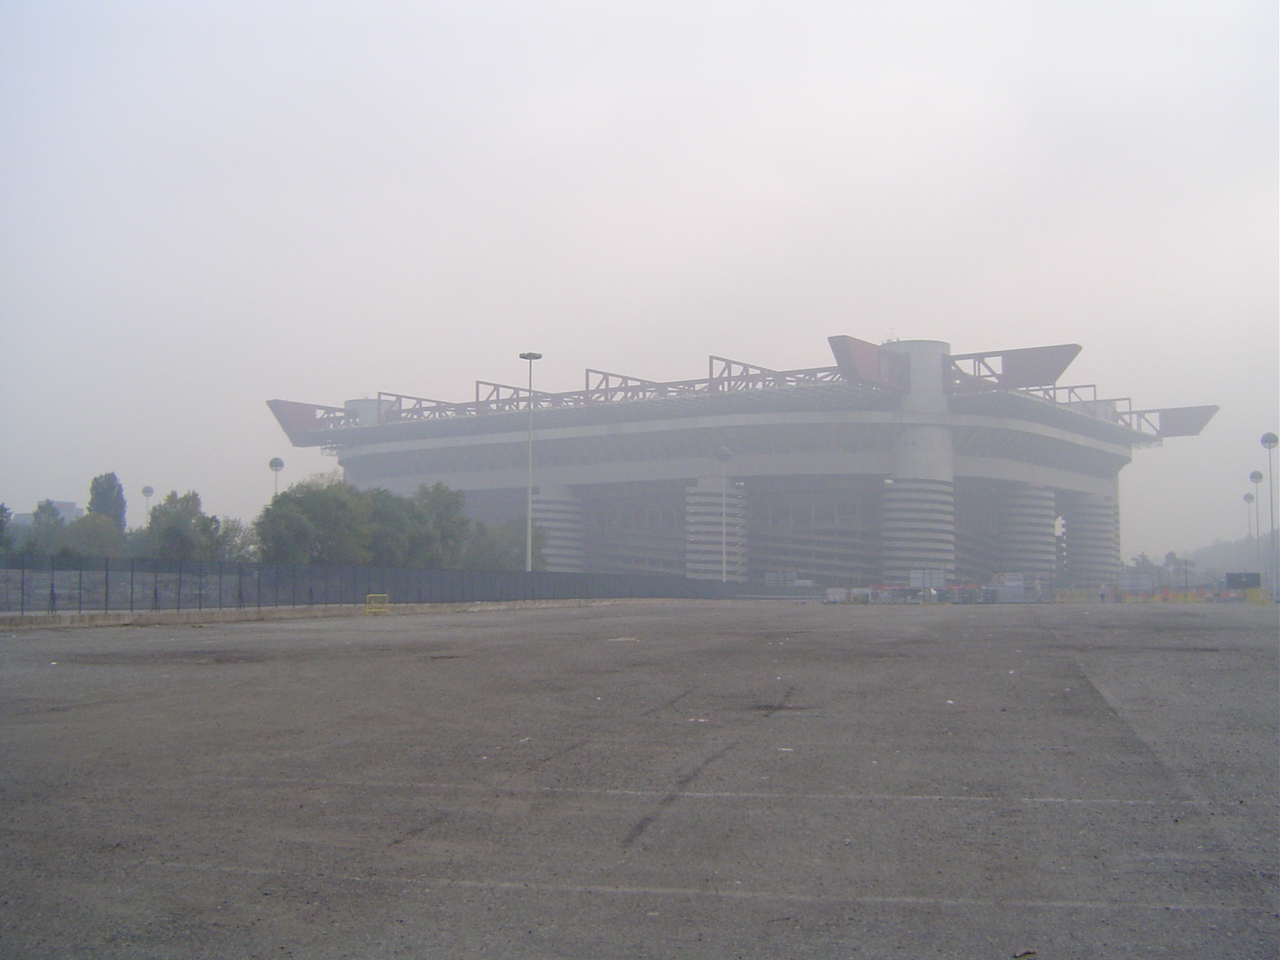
[138,861,1256,913]
[210,776,1205,806]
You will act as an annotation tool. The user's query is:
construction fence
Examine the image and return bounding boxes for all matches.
[0,558,729,616]
[4,558,1267,616]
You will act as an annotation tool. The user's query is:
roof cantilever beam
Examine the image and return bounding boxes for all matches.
[474,380,551,413]
[1010,389,1216,439]
[1127,405,1219,438]
[266,399,350,446]
[379,391,447,404]
[1016,383,1099,406]
[710,356,781,391]
[949,343,1082,390]
[377,391,447,410]
[710,356,777,376]
[827,336,909,390]
[475,380,540,400]
[1016,385,1139,427]
[585,369,657,388]
[585,369,662,401]
[376,392,465,423]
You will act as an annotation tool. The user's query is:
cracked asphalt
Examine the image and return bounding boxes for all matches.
[1,600,1276,959]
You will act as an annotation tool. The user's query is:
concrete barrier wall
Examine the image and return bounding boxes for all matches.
[0,597,715,632]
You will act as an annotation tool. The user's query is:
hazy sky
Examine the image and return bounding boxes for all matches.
[2,1,1276,559]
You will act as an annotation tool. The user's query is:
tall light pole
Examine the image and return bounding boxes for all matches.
[714,446,733,582]
[1244,492,1256,561]
[520,352,542,573]
[1263,432,1278,593]
[1251,470,1265,583]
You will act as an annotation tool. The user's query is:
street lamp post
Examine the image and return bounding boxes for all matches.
[714,446,733,582]
[520,352,543,573]
[1244,492,1256,560]
[1249,471,1259,576]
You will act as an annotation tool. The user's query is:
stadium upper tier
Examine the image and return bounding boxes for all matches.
[268,336,1216,588]
[270,336,1212,448]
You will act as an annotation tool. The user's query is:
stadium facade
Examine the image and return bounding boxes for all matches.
[269,337,1216,589]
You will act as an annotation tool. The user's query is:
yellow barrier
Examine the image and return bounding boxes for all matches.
[364,594,390,616]
[1052,589,1101,603]
[1052,589,1217,604]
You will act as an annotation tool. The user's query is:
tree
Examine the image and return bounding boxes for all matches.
[88,472,127,533]
[254,496,319,564]
[460,521,515,570]
[145,491,229,562]
[214,518,257,561]
[412,483,471,568]
[293,480,371,564]
[365,483,475,567]
[253,476,541,570]
[255,476,371,564]
[26,500,66,557]
[0,503,10,554]
[1163,551,1192,588]
[461,518,545,571]
[1128,552,1159,575]
[64,513,125,558]
[365,487,419,566]
[364,483,474,568]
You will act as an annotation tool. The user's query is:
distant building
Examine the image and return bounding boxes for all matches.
[11,501,84,526]
[269,336,1216,588]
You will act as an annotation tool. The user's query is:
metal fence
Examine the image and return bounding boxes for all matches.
[0,558,730,615]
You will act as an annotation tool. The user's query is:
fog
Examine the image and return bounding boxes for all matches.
[1,2,1275,558]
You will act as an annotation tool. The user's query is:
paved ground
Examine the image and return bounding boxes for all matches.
[1,601,1276,959]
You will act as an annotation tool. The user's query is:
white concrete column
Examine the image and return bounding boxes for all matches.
[998,484,1059,579]
[531,485,586,573]
[1060,489,1120,587]
[883,339,950,414]
[880,341,955,584]
[685,476,746,581]
[881,477,956,584]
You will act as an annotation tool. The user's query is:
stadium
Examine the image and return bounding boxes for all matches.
[269,336,1216,589]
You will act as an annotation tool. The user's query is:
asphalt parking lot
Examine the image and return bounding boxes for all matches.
[1,600,1276,959]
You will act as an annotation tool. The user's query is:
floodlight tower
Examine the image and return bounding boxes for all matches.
[1244,492,1256,561]
[1250,470,1264,574]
